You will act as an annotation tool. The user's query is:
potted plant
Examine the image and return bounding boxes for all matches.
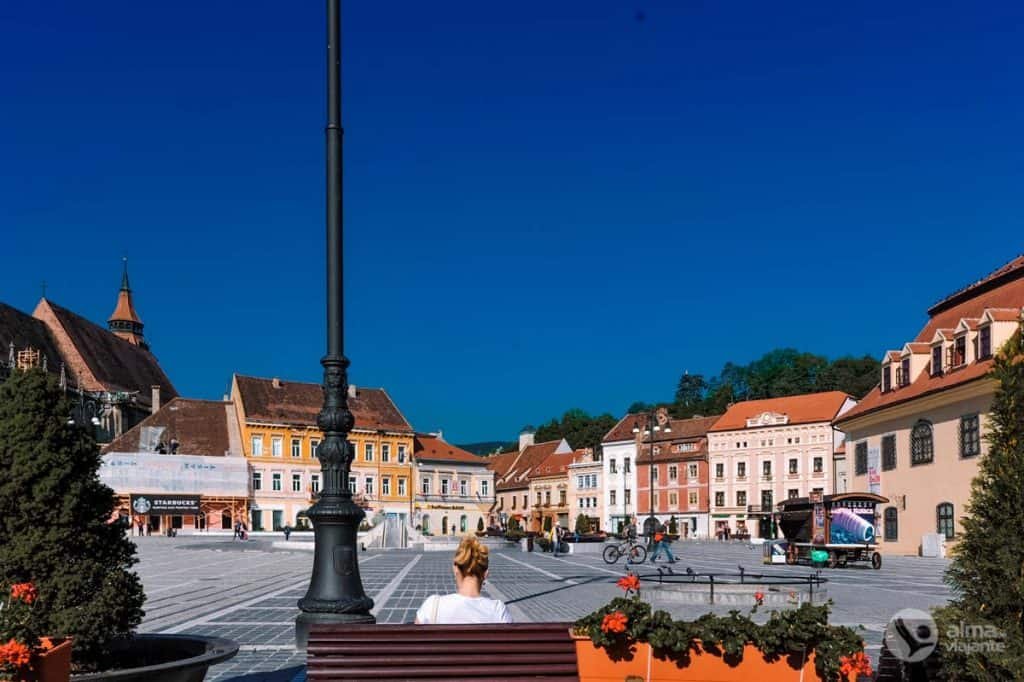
[1,580,72,682]
[571,573,872,681]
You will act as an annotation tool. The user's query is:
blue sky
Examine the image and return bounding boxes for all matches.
[2,1,1022,443]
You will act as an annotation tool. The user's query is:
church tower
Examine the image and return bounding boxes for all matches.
[108,258,148,350]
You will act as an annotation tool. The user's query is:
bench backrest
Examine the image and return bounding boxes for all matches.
[307,622,579,681]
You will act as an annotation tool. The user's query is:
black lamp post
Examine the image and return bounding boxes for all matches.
[633,411,671,539]
[295,0,375,650]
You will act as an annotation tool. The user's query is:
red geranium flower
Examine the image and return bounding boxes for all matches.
[0,639,32,667]
[839,651,873,679]
[600,611,628,634]
[754,591,765,605]
[10,582,37,604]
[616,574,640,593]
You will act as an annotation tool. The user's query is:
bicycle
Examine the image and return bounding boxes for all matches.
[602,538,647,564]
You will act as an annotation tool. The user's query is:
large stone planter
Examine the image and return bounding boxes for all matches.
[573,635,815,681]
[72,635,238,682]
[33,638,73,682]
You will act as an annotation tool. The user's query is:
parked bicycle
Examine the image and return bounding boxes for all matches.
[602,539,647,564]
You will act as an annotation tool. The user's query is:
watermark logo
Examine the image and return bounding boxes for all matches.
[943,621,1006,656]
[884,609,938,663]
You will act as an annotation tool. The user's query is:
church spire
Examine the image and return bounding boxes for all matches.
[108,257,148,350]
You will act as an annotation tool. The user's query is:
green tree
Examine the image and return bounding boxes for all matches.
[0,369,145,668]
[933,331,1024,679]
[534,409,618,451]
[816,355,880,398]
[574,513,591,535]
[674,372,707,408]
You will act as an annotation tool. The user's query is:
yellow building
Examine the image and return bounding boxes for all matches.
[231,374,415,531]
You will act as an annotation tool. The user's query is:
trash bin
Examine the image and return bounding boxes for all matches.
[527,536,534,552]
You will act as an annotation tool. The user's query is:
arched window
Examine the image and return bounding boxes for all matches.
[442,516,449,535]
[937,503,955,539]
[459,515,467,533]
[911,421,934,465]
[421,515,430,534]
[884,507,898,541]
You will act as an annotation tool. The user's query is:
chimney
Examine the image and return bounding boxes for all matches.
[348,384,357,398]
[519,428,536,451]
[272,377,281,389]
[151,385,161,414]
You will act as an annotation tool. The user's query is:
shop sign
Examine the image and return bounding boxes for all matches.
[867,445,881,494]
[428,504,465,510]
[130,494,200,515]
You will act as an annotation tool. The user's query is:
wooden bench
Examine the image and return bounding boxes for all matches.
[308,622,579,681]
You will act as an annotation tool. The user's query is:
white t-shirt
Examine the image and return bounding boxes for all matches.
[415,593,513,625]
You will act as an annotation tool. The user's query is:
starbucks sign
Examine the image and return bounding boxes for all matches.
[130,494,200,515]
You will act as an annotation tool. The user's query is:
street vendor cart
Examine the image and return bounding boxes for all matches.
[773,492,887,569]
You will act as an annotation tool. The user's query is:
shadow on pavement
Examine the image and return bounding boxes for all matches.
[217,664,305,682]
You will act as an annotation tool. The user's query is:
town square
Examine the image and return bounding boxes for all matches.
[2,1,1023,681]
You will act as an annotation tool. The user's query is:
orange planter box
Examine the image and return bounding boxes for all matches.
[32,638,72,682]
[573,636,816,682]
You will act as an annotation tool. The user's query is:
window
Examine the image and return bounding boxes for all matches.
[252,471,262,491]
[545,491,551,505]
[813,456,823,473]
[310,439,319,459]
[737,462,746,478]
[272,473,282,491]
[460,515,468,533]
[624,489,631,505]
[954,336,966,367]
[348,475,357,494]
[397,444,407,463]
[480,480,489,496]
[624,458,631,473]
[688,463,698,478]
[421,477,431,495]
[714,491,725,507]
[882,435,896,470]
[736,490,746,506]
[883,365,892,392]
[579,499,584,508]
[937,502,955,539]
[931,345,943,376]
[311,474,320,493]
[536,492,542,506]
[760,490,773,510]
[812,486,823,495]
[688,491,698,506]
[291,438,301,458]
[559,490,566,506]
[251,435,263,457]
[459,479,467,496]
[651,466,659,481]
[382,477,391,496]
[398,477,407,496]
[364,443,374,462]
[271,437,283,457]
[787,438,792,445]
[899,357,910,387]
[762,460,772,477]
[715,463,724,479]
[364,477,374,496]
[610,490,617,506]
[522,495,527,508]
[669,492,678,506]
[795,437,800,444]
[884,507,898,541]
[381,443,390,463]
[441,479,450,495]
[788,458,798,474]
[855,442,868,475]
[577,475,584,488]
[911,421,934,465]
[609,459,617,474]
[669,465,678,481]
[979,325,992,359]
[292,473,302,492]
[788,488,799,499]
[960,415,981,458]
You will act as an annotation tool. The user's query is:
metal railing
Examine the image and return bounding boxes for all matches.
[634,567,827,604]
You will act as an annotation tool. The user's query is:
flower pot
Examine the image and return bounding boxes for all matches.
[573,635,816,682]
[33,638,72,682]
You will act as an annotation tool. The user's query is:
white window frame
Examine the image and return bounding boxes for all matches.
[271,436,283,458]
[688,463,698,478]
[480,480,489,496]
[311,474,320,493]
[422,477,431,495]
[272,472,282,491]
[382,477,391,496]
[459,479,468,496]
[364,442,374,462]
[252,471,262,491]
[398,477,407,496]
[397,444,407,463]
[310,439,320,459]
[291,473,302,492]
[382,443,391,463]
[441,479,450,495]
[291,438,301,458]
[364,477,374,496]
[251,435,263,457]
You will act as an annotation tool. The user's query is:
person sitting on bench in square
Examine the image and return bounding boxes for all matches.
[415,535,512,624]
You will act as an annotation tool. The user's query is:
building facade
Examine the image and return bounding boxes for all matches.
[567,448,603,532]
[837,255,1024,555]
[487,429,571,532]
[413,434,495,536]
[528,450,575,532]
[637,415,719,539]
[601,414,644,534]
[708,391,855,538]
[231,374,415,531]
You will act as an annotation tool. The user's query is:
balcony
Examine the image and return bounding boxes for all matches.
[760,474,773,482]
[746,504,773,515]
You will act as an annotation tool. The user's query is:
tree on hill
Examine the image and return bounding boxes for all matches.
[0,369,145,669]
[534,408,619,450]
[933,331,1024,679]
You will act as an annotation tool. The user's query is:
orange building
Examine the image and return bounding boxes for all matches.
[231,374,415,531]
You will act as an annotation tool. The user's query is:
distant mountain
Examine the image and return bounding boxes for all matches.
[457,441,515,456]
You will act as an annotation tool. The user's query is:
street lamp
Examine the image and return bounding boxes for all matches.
[295,0,374,650]
[633,411,671,539]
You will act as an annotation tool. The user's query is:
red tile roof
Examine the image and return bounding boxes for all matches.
[708,391,852,432]
[645,415,721,442]
[103,398,237,457]
[602,413,646,443]
[485,450,520,479]
[637,415,720,463]
[884,351,902,362]
[414,434,484,464]
[986,308,1021,322]
[904,343,931,354]
[918,255,1024,341]
[233,374,413,432]
[531,450,577,478]
[492,440,566,491]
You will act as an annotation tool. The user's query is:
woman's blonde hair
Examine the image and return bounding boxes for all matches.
[453,535,489,581]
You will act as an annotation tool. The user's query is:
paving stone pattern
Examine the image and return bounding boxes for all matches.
[131,536,952,680]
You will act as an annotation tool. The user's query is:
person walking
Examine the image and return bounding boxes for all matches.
[283,525,292,541]
[415,535,512,624]
[551,522,562,557]
[650,521,677,564]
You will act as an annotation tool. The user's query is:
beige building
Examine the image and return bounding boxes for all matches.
[487,429,571,532]
[837,255,1023,555]
[413,434,494,536]
[567,449,603,533]
[529,450,576,532]
[708,392,856,538]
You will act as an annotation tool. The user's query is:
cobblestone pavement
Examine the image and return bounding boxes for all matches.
[132,536,952,680]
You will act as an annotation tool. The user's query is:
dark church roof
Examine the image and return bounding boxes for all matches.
[34,299,177,407]
[0,303,64,373]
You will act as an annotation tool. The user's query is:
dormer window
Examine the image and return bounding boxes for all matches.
[931,346,943,377]
[979,325,992,359]
[897,357,910,388]
[953,336,966,367]
[882,365,892,392]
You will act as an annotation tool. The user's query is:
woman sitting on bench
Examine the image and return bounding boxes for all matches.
[415,535,512,624]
